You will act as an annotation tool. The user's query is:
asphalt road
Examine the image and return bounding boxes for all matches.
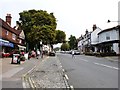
[57,53,119,88]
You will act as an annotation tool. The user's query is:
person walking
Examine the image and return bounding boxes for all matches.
[36,50,40,59]
[72,50,75,58]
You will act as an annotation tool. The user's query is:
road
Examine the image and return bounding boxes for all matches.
[57,53,119,88]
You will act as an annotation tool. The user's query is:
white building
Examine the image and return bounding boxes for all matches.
[98,25,120,54]
[78,30,91,53]
[91,24,102,52]
[78,35,84,53]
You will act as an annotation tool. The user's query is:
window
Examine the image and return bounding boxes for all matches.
[106,32,110,40]
[6,31,9,35]
[12,34,16,40]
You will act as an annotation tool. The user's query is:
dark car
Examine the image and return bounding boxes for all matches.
[49,51,55,56]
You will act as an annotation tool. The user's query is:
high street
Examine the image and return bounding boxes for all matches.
[1,53,119,89]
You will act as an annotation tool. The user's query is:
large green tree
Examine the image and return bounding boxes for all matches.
[19,9,57,49]
[68,35,77,50]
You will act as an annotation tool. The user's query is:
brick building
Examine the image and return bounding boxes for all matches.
[0,14,26,54]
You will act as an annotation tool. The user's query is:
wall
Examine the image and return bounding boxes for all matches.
[91,27,102,45]
[99,29,119,43]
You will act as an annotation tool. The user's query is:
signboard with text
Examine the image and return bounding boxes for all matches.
[0,41,14,48]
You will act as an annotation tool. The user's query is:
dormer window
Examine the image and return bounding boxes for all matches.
[12,34,16,40]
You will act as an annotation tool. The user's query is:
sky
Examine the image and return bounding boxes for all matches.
[0,0,119,41]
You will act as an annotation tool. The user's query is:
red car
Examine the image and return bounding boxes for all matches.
[2,52,10,57]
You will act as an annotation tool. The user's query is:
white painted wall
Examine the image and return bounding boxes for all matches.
[98,29,119,43]
[113,43,119,54]
[91,27,102,45]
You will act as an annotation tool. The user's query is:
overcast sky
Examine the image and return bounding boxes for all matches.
[0,0,119,40]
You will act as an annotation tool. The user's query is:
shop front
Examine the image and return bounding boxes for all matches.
[0,39,14,53]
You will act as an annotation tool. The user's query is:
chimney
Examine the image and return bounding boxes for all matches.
[6,14,12,26]
[92,24,97,31]
[85,29,88,34]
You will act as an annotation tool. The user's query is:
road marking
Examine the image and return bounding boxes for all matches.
[62,69,65,72]
[28,77,34,88]
[64,74,69,80]
[80,59,89,62]
[94,62,119,70]
[70,85,74,90]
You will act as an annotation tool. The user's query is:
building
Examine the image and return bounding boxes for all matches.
[78,35,84,53]
[0,14,26,54]
[98,25,120,54]
[91,24,102,52]
[78,29,91,53]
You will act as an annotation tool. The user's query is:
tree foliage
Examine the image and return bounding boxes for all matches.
[68,35,77,50]
[61,42,70,51]
[19,9,57,44]
[19,9,66,49]
[55,30,66,43]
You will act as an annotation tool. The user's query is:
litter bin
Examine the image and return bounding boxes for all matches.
[11,54,20,64]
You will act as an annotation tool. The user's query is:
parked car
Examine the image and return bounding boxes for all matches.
[2,52,10,57]
[49,51,56,56]
[74,50,80,55]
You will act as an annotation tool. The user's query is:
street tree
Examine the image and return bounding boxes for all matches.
[19,9,57,50]
[68,35,77,50]
[61,42,70,51]
[55,30,66,43]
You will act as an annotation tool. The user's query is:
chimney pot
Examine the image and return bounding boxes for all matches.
[6,14,12,26]
[93,24,97,31]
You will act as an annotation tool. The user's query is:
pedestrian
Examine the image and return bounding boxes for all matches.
[72,50,75,58]
[36,50,40,59]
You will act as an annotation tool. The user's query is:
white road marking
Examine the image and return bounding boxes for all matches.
[80,59,89,62]
[94,62,119,70]
[70,85,74,90]
[62,69,65,72]
[65,74,69,80]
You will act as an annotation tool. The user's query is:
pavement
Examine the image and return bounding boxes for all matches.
[23,56,69,88]
[0,56,69,89]
[103,56,119,62]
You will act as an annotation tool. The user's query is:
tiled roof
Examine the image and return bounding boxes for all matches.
[0,18,21,35]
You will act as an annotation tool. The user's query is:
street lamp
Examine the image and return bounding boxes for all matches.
[107,19,120,23]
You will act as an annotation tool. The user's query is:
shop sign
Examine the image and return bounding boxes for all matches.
[0,41,14,48]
